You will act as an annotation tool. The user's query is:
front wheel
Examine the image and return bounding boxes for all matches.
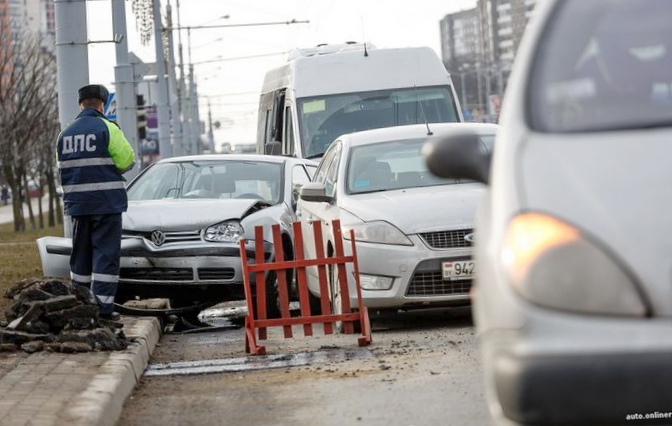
[252,270,282,319]
[330,263,361,334]
[330,264,345,333]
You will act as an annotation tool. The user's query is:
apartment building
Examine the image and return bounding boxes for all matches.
[1,0,55,44]
[440,8,480,66]
[440,0,537,119]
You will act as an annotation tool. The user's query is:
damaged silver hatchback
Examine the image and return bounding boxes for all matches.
[37,154,317,315]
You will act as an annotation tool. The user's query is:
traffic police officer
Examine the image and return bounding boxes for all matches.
[56,84,136,321]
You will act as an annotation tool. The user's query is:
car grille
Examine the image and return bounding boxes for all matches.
[161,230,202,244]
[123,230,202,245]
[406,272,472,296]
[120,267,194,281]
[197,268,235,281]
[419,229,473,249]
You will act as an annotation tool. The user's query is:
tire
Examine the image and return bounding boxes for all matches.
[330,263,361,334]
[330,263,344,333]
[308,290,322,315]
[253,270,281,319]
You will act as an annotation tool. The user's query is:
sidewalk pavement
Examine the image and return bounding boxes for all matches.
[0,316,163,426]
[0,198,162,425]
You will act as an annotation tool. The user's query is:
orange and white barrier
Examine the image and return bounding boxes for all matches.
[239,219,372,355]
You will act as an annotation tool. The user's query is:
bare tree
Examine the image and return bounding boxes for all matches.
[0,23,60,232]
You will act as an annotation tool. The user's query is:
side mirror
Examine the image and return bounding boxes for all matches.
[422,131,491,184]
[265,141,282,155]
[299,182,333,203]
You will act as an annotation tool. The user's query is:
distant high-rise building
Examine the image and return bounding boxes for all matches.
[1,0,55,46]
[439,0,537,118]
[440,0,537,69]
[439,8,480,66]
[43,0,55,37]
[490,0,536,64]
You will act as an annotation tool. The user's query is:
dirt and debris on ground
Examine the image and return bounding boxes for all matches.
[0,277,129,353]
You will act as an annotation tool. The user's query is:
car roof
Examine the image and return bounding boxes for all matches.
[339,123,499,147]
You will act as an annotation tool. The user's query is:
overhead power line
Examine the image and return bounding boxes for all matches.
[169,19,309,31]
[191,52,286,66]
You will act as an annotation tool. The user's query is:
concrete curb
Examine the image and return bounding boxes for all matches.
[62,317,163,426]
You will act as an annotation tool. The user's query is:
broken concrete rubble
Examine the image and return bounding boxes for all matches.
[1,278,129,353]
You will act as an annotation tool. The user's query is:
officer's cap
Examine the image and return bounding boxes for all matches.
[78,84,110,105]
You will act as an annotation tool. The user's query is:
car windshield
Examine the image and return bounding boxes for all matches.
[127,160,283,203]
[346,135,493,195]
[298,86,460,158]
[529,0,672,132]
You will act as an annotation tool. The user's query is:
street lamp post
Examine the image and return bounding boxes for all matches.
[152,0,172,158]
[169,13,309,156]
[460,71,467,114]
[456,64,472,115]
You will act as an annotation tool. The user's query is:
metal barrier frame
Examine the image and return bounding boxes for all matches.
[239,219,372,355]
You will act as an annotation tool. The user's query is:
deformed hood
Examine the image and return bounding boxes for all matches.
[123,199,260,232]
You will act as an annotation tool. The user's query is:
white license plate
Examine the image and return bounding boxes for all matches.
[442,260,476,281]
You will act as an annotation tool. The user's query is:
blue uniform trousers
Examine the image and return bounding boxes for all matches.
[69,213,122,315]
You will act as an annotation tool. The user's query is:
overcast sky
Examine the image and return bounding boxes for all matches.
[87,0,476,150]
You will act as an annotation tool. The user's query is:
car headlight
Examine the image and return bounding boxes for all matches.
[203,220,244,243]
[343,221,413,246]
[501,212,647,316]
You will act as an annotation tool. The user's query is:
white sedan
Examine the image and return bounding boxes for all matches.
[296,123,497,318]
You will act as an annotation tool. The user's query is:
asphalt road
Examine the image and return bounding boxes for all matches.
[118,307,494,426]
[0,195,50,225]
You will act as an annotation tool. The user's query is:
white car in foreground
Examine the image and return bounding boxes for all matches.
[423,0,672,424]
[297,123,497,319]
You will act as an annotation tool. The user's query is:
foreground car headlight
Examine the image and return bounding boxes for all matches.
[343,221,413,246]
[502,212,647,316]
[203,220,244,243]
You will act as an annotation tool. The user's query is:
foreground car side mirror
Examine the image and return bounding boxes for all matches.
[299,182,333,203]
[422,131,491,185]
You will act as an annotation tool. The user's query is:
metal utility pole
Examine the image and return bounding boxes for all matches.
[190,73,202,154]
[112,0,140,180]
[476,64,483,117]
[171,12,308,156]
[459,71,467,113]
[176,0,188,156]
[185,28,196,155]
[54,0,89,129]
[207,99,215,153]
[166,2,183,156]
[152,0,172,158]
[55,0,89,238]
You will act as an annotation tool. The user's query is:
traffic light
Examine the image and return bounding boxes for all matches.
[136,94,147,140]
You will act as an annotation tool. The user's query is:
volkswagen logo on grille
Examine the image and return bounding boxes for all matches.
[464,233,475,243]
[151,230,166,246]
